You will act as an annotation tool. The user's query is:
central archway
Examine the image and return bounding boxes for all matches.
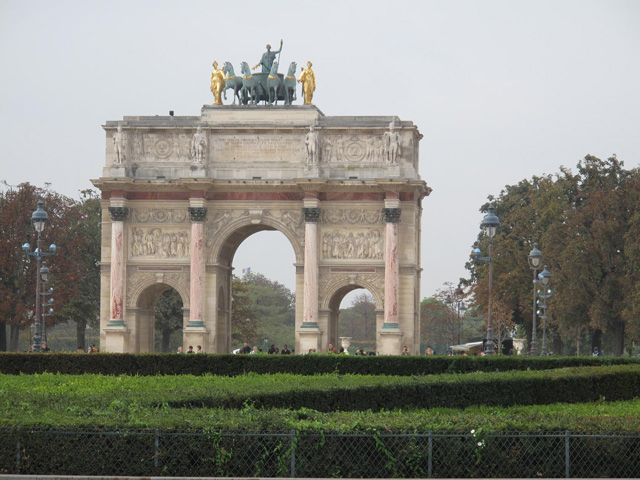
[205,212,304,353]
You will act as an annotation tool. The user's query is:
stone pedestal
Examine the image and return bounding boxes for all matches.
[304,165,320,178]
[298,323,321,353]
[103,325,131,353]
[378,323,403,355]
[190,163,206,177]
[184,326,210,352]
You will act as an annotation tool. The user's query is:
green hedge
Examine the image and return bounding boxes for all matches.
[1,352,638,376]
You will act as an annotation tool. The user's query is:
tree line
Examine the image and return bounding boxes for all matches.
[467,155,640,356]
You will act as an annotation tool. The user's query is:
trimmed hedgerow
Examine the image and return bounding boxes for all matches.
[0,352,638,376]
[2,365,639,423]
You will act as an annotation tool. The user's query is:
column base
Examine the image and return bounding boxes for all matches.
[378,323,403,355]
[103,325,131,353]
[298,323,321,353]
[183,326,210,353]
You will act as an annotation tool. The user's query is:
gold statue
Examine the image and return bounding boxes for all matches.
[298,61,316,105]
[210,61,226,105]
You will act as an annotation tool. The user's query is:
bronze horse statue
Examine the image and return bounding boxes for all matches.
[240,61,266,105]
[267,62,283,105]
[222,62,243,105]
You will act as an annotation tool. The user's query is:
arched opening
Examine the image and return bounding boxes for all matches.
[327,287,381,355]
[216,224,298,354]
[133,283,187,353]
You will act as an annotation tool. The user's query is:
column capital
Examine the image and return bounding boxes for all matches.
[302,207,321,223]
[108,207,128,222]
[382,208,401,223]
[188,207,207,222]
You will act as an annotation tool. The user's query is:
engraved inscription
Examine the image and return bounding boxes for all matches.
[212,135,305,162]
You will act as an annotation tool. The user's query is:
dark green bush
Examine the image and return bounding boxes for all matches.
[0,352,638,376]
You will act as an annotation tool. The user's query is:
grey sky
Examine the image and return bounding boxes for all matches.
[1,0,639,303]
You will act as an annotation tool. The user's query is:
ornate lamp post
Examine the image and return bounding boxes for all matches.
[22,200,56,352]
[476,206,500,355]
[537,265,552,356]
[444,287,466,345]
[41,283,54,346]
[528,243,543,355]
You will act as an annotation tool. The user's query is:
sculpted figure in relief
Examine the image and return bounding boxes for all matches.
[113,124,125,164]
[298,61,316,105]
[322,230,383,260]
[191,126,207,163]
[305,125,320,165]
[131,227,190,258]
[383,121,401,164]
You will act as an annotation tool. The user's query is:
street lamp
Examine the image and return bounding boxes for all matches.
[476,206,500,355]
[41,284,54,345]
[537,265,552,356]
[22,200,56,352]
[444,287,466,344]
[528,243,543,355]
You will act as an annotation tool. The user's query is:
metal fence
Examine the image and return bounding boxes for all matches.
[1,428,639,478]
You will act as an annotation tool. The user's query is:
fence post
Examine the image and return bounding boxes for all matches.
[154,428,160,468]
[15,426,21,473]
[428,431,433,478]
[565,431,570,478]
[290,429,296,478]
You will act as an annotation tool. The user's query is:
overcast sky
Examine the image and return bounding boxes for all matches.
[1,0,639,304]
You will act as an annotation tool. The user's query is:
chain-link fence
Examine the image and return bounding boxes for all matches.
[1,428,639,478]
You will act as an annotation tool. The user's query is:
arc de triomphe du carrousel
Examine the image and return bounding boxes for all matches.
[92,50,431,354]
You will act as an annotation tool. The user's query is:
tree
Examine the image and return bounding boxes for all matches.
[52,190,101,351]
[468,156,640,356]
[338,292,376,350]
[154,289,183,352]
[231,275,259,345]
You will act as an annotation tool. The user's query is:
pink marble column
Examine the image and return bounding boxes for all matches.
[108,207,128,326]
[302,207,321,325]
[188,207,207,327]
[383,208,401,325]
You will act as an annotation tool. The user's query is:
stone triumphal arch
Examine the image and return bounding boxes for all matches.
[94,105,430,354]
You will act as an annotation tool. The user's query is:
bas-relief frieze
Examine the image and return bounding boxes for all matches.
[211,135,305,163]
[130,209,189,224]
[322,229,384,260]
[126,131,195,163]
[126,272,189,307]
[321,209,384,225]
[130,227,190,258]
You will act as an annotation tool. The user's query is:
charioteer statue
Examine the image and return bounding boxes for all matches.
[253,39,283,73]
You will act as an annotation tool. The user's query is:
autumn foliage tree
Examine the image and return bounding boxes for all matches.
[0,183,100,351]
[469,156,640,356]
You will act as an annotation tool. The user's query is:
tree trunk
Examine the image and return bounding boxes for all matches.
[162,328,172,352]
[591,329,602,354]
[0,322,6,351]
[9,324,20,351]
[76,318,87,352]
[552,334,563,356]
[610,319,625,357]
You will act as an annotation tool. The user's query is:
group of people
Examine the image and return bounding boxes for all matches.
[177,345,203,354]
[232,342,293,355]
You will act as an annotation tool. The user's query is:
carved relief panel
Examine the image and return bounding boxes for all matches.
[130,227,190,259]
[321,229,384,260]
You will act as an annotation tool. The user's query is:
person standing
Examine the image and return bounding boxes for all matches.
[281,345,291,355]
[253,40,283,73]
